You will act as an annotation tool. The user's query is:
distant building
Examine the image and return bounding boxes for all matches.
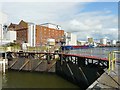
[8,20,64,47]
[100,38,107,45]
[116,41,120,47]
[64,32,77,45]
[78,41,87,45]
[88,38,94,44]
[111,40,116,46]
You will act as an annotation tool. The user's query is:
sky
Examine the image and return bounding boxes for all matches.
[0,0,119,41]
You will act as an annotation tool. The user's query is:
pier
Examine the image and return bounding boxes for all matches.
[87,51,120,89]
[0,53,8,74]
[56,53,109,89]
[1,50,120,89]
[1,51,109,89]
[7,52,58,73]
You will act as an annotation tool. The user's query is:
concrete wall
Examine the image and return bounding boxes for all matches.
[28,24,36,47]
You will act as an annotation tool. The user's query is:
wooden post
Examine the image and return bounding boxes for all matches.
[3,59,5,74]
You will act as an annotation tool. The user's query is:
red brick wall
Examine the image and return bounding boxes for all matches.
[36,25,64,46]
[8,20,64,46]
[16,28,28,44]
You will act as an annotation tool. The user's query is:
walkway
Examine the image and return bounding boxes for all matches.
[87,61,120,89]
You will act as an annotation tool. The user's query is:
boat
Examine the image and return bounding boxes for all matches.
[61,45,95,50]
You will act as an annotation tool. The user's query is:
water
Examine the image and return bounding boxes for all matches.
[1,47,119,89]
[69,47,119,58]
[2,71,79,88]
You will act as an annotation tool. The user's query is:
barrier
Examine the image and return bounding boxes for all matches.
[108,51,120,73]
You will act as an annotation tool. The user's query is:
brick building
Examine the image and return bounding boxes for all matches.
[8,20,64,46]
[8,20,28,44]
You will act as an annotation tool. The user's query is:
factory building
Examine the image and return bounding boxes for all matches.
[8,20,64,47]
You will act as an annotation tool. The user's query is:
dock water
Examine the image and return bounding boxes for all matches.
[0,72,2,90]
[1,50,119,89]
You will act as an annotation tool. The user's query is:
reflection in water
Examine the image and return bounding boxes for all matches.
[2,71,79,88]
[0,72,2,89]
[2,74,7,88]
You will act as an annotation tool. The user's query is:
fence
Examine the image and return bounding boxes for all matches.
[108,51,120,73]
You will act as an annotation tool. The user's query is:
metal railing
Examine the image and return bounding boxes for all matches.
[108,51,120,73]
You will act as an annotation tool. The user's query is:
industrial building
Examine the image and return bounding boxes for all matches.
[8,20,64,47]
[88,38,94,44]
[100,38,107,45]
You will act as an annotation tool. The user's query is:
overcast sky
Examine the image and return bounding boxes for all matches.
[0,0,118,41]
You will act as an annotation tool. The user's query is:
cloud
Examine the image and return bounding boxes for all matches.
[61,10,118,40]
[2,2,83,24]
[1,2,118,41]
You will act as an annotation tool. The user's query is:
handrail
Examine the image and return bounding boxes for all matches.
[108,51,119,73]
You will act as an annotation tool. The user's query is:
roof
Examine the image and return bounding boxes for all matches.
[8,23,18,28]
[40,23,61,27]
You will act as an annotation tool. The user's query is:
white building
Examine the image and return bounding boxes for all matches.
[6,31,16,42]
[27,22,36,47]
[0,12,8,40]
[100,38,107,45]
[65,32,77,45]
[0,12,17,45]
[40,23,62,30]
[111,40,116,46]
